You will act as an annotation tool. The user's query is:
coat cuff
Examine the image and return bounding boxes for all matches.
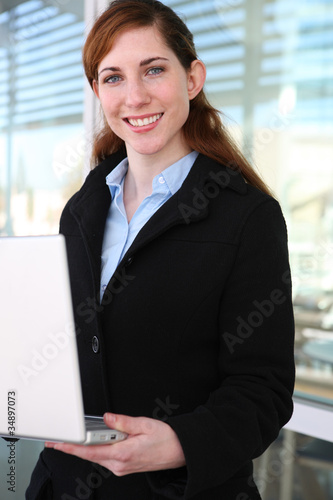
[146,411,256,499]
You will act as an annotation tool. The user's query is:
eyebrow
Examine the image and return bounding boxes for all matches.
[98,57,169,77]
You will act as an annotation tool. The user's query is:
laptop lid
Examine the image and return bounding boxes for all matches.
[0,235,87,443]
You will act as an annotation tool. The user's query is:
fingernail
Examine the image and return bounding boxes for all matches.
[105,413,116,424]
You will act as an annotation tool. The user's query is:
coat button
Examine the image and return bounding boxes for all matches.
[92,336,100,353]
[125,256,133,266]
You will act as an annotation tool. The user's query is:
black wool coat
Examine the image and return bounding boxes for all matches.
[27,152,295,500]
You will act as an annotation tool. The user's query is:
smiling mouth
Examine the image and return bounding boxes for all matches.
[126,113,163,127]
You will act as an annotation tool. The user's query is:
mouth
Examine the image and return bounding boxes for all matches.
[126,113,163,128]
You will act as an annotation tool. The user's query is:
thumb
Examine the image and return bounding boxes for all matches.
[104,412,151,435]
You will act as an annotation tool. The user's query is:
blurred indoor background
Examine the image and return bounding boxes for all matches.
[0,1,333,498]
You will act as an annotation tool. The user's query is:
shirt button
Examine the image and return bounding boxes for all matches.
[92,336,100,354]
[102,284,107,291]
[158,176,165,184]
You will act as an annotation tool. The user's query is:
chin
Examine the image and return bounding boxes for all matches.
[130,142,167,157]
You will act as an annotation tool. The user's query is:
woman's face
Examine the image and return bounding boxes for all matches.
[93,25,205,164]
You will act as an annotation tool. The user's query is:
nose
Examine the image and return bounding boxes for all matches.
[125,78,151,108]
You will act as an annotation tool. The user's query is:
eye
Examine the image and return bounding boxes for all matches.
[104,74,122,84]
[147,67,164,76]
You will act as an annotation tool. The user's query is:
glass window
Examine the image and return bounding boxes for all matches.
[163,2,333,497]
[166,0,333,500]
[1,0,333,496]
[254,428,333,500]
[0,0,85,236]
[164,0,333,406]
[0,1,85,496]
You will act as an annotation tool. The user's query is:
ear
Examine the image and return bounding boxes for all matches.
[92,80,100,99]
[187,60,206,100]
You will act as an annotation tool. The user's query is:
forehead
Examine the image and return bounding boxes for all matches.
[98,25,174,66]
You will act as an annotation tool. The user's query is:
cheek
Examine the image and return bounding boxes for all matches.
[174,88,191,122]
[99,91,119,115]
[164,82,190,117]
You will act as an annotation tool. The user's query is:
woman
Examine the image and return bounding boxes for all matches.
[27,0,295,499]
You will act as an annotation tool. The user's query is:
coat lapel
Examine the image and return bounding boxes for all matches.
[67,152,247,290]
[118,153,247,262]
[68,151,125,293]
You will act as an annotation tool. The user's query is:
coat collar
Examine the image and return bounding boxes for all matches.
[67,150,125,287]
[68,152,247,278]
[123,154,247,258]
[71,152,246,220]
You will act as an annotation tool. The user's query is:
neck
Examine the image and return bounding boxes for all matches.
[123,166,154,203]
[124,144,192,199]
[122,144,192,223]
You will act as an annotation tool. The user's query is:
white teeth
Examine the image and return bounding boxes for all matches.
[128,113,162,127]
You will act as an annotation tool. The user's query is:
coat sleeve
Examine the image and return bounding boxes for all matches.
[147,198,295,499]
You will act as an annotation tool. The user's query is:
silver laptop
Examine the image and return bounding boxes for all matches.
[0,234,127,445]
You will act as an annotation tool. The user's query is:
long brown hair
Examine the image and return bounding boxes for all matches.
[83,0,271,195]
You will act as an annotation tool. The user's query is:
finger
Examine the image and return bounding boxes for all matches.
[50,441,117,462]
[104,413,153,435]
[44,442,57,448]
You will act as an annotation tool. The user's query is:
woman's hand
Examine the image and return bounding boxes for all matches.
[45,413,186,476]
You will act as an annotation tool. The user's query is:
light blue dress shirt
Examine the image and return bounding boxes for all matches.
[100,150,199,299]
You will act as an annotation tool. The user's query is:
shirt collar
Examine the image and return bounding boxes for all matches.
[156,150,198,195]
[105,150,199,198]
[105,157,128,198]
